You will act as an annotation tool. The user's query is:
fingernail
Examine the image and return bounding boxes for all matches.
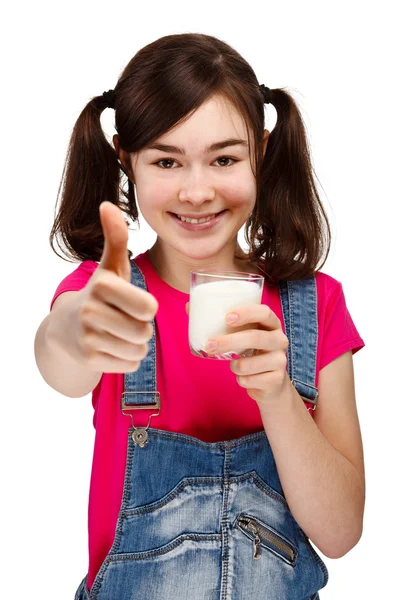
[206,340,217,352]
[226,312,238,324]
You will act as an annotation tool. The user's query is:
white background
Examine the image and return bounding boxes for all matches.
[1,1,398,598]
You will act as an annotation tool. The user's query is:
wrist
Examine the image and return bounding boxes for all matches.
[255,371,295,414]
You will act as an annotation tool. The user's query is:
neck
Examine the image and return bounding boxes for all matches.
[147,239,259,294]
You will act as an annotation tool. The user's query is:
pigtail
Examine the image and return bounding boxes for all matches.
[49,91,134,263]
[245,88,332,284]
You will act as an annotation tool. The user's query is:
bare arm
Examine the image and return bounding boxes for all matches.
[258,351,365,559]
[34,291,102,398]
[34,202,158,399]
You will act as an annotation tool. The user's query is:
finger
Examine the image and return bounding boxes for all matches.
[207,328,287,355]
[82,298,154,344]
[230,351,286,376]
[91,276,159,323]
[98,201,131,282]
[225,304,281,332]
[85,328,149,362]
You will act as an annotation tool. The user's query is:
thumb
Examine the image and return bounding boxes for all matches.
[98,201,131,282]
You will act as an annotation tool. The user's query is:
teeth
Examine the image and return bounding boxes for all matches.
[177,213,216,224]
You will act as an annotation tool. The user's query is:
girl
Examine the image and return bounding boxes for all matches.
[35,33,365,599]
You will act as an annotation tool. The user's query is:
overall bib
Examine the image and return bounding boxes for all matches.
[74,261,329,600]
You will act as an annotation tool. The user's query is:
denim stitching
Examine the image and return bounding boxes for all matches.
[106,533,222,561]
[134,428,268,450]
[220,445,232,599]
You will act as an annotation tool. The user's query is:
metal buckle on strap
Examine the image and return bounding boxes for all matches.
[120,391,161,447]
[291,378,319,411]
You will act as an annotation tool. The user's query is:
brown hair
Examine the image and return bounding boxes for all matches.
[49,32,331,285]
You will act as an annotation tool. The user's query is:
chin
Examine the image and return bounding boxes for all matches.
[175,242,228,262]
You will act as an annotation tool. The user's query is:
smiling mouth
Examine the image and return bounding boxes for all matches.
[174,210,223,225]
[168,209,227,230]
[171,210,225,223]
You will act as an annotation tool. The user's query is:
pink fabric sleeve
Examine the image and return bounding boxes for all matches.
[50,261,99,312]
[319,279,365,372]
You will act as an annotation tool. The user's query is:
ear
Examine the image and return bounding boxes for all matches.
[113,134,134,182]
[263,129,270,157]
[113,133,120,155]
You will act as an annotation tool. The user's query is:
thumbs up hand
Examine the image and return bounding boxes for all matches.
[71,201,159,374]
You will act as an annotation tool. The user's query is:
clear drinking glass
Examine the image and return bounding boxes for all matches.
[189,270,264,360]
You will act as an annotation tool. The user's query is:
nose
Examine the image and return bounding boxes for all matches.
[178,168,216,205]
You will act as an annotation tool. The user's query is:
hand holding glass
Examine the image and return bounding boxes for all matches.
[188,270,264,360]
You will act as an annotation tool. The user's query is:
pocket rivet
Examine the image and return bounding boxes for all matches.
[132,428,149,447]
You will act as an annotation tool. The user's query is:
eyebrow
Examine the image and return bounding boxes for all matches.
[145,138,248,155]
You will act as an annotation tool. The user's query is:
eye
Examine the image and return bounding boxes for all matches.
[215,156,237,167]
[153,156,238,169]
[154,158,177,169]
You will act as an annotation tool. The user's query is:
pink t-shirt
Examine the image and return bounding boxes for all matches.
[50,251,365,590]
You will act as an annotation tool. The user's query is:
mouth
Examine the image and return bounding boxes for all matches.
[169,210,227,231]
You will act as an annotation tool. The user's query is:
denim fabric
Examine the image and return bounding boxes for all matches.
[74,262,328,600]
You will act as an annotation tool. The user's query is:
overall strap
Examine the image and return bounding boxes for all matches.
[278,278,319,409]
[120,259,160,447]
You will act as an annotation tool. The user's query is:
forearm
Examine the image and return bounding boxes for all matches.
[257,375,364,559]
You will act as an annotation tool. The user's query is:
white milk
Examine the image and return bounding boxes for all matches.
[189,279,263,355]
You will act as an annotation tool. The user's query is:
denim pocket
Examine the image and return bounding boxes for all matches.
[90,538,223,600]
[90,479,224,599]
[234,512,298,566]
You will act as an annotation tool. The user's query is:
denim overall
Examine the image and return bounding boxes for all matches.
[74,260,329,600]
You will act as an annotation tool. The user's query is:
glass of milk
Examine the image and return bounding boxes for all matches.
[189,270,264,360]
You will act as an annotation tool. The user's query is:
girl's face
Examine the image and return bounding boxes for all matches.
[115,94,269,264]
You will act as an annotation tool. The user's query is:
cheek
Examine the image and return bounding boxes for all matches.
[135,182,169,216]
[222,181,256,209]
[135,168,256,212]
